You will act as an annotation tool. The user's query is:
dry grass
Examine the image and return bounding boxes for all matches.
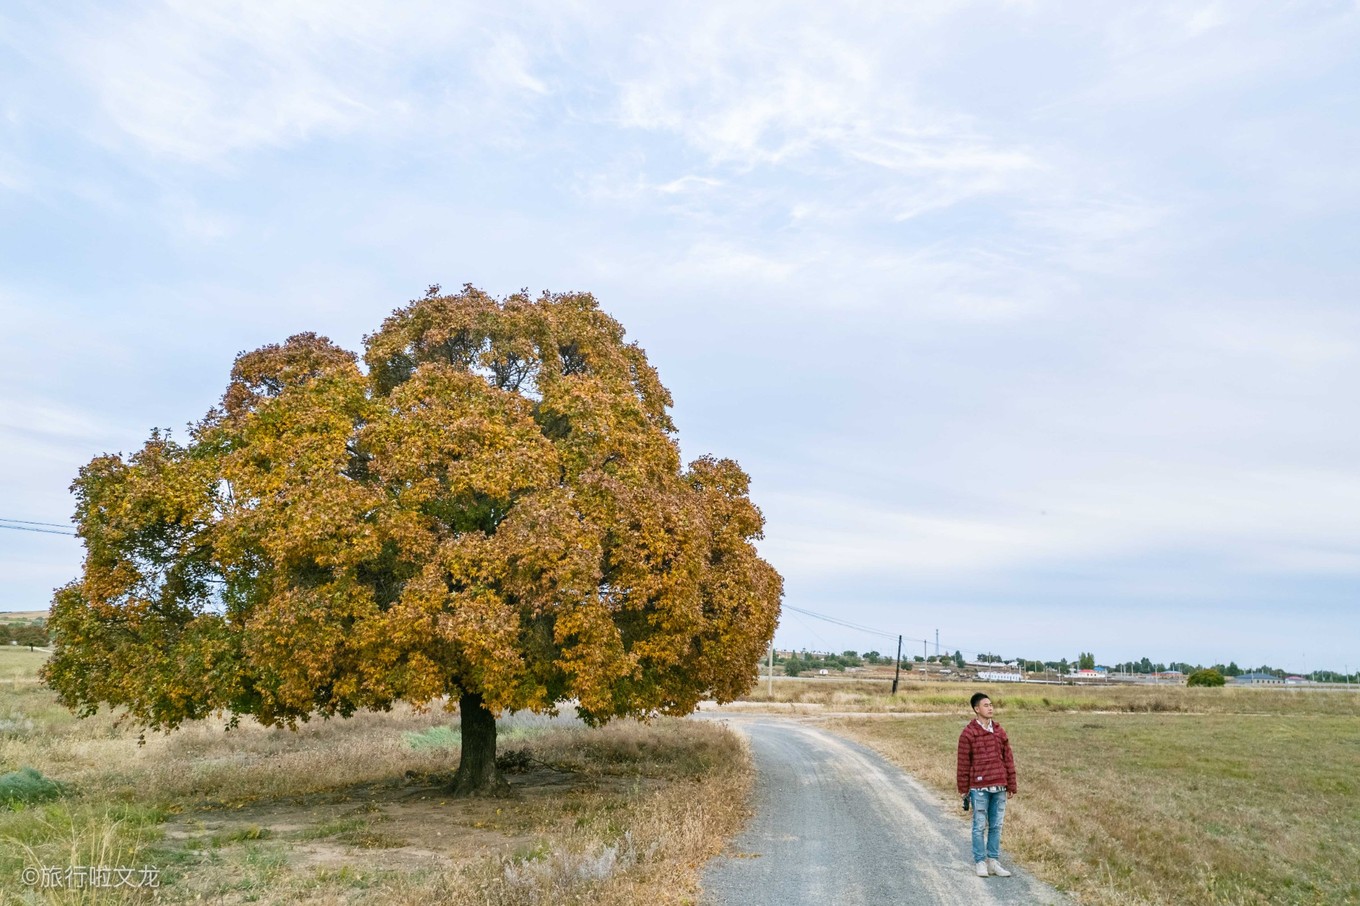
[0,649,753,905]
[831,710,1360,906]
[740,676,1360,717]
[379,720,752,906]
[0,647,48,690]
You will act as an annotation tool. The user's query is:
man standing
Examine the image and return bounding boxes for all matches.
[956,692,1017,877]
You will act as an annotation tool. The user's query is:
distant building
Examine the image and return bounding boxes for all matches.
[1232,672,1284,685]
[977,670,1023,683]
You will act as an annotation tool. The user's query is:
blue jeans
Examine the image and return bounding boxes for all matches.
[970,788,1007,863]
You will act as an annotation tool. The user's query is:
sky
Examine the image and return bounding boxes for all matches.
[1,1,1357,673]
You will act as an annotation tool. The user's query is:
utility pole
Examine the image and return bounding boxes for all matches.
[892,635,902,695]
[935,629,939,657]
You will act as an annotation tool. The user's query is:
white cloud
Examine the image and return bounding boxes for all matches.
[1079,1,1358,108]
[1014,195,1170,278]
[59,1,488,162]
[161,193,236,241]
[0,154,26,193]
[475,33,549,97]
[70,4,375,160]
[762,463,1360,587]
[614,9,1036,198]
[0,399,132,444]
[656,175,723,195]
[1168,308,1357,370]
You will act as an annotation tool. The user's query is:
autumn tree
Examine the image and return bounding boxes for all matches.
[43,286,782,795]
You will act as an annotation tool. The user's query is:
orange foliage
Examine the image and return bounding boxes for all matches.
[44,287,782,733]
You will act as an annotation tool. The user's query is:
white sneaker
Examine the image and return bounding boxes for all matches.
[986,859,1011,877]
[975,861,989,877]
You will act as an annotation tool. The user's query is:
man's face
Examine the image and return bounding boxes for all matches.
[973,697,993,719]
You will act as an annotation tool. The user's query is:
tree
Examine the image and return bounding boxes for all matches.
[1187,669,1225,688]
[1078,652,1096,670]
[12,624,48,649]
[953,650,965,669]
[42,287,783,796]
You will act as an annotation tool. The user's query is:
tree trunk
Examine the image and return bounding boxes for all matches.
[450,692,509,797]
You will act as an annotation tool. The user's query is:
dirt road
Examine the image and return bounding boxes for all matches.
[700,715,1068,906]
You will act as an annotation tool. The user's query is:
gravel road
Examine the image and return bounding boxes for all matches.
[700,715,1068,906]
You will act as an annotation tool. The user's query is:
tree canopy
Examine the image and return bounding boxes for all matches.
[1186,668,1226,688]
[43,286,782,793]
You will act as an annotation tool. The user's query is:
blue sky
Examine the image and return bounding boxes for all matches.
[2,2,1357,672]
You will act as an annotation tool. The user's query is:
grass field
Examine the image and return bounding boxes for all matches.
[0,647,751,905]
[819,683,1360,906]
[0,648,49,686]
[741,674,1360,717]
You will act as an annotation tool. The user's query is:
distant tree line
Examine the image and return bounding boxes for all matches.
[0,620,48,648]
[777,648,968,675]
[1104,659,1352,680]
[778,650,863,677]
[773,647,1358,684]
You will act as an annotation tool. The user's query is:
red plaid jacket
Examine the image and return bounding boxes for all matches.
[956,719,1017,796]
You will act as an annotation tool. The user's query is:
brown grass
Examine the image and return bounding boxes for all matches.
[830,710,1360,906]
[386,720,752,906]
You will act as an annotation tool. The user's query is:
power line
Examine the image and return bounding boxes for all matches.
[780,603,987,662]
[0,516,78,537]
[0,523,77,536]
[0,517,73,529]
[783,610,834,652]
[782,604,899,642]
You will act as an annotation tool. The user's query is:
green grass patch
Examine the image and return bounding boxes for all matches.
[402,721,550,752]
[403,725,460,750]
[212,824,273,844]
[0,766,66,806]
[0,801,168,897]
[298,815,369,840]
